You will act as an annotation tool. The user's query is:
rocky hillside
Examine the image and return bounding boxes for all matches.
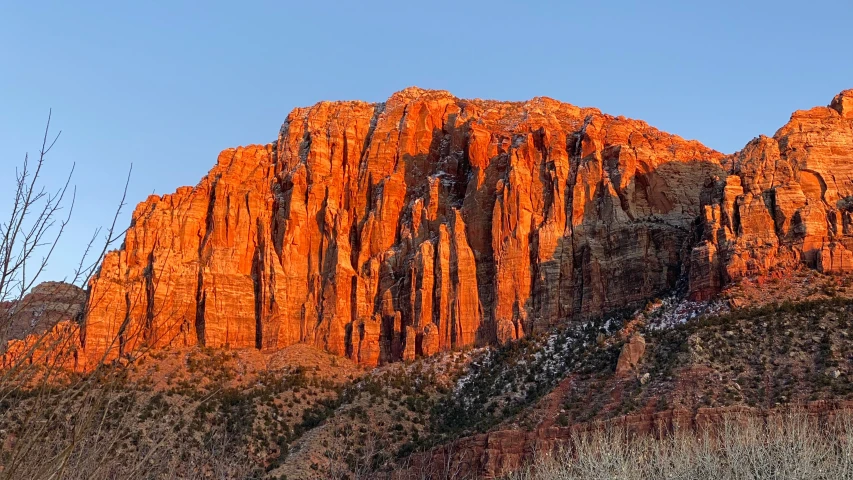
[393,281,853,478]
[16,87,840,370]
[0,282,84,343]
[3,86,853,478]
[1,282,85,368]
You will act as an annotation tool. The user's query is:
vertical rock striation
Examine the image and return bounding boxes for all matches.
[690,89,853,297]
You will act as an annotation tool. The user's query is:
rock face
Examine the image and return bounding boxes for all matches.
[690,89,853,298]
[84,146,278,359]
[1,282,85,342]
[615,333,646,376]
[40,87,850,366]
[1,282,85,367]
[79,87,727,366]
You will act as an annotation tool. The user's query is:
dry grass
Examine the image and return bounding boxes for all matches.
[508,413,853,480]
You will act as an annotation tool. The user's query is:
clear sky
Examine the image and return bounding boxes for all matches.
[2,0,852,284]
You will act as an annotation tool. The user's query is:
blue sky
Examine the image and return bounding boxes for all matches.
[2,0,852,283]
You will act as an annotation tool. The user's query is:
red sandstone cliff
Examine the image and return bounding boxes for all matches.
[27,87,853,367]
[79,87,729,366]
[690,89,853,297]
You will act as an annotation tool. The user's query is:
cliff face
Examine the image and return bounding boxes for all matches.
[690,89,853,297]
[77,88,853,366]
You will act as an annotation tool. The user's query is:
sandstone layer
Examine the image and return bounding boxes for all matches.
[1,282,85,367]
[397,401,853,479]
[27,88,853,366]
[0,282,85,341]
[690,90,853,298]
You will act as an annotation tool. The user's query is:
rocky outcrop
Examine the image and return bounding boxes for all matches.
[1,282,85,341]
[690,89,853,297]
[1,282,85,368]
[76,87,728,366]
[615,333,645,376]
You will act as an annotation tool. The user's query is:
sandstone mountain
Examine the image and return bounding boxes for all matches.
[9,88,853,369]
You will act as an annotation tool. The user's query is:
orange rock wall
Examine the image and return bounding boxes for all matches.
[690,89,853,298]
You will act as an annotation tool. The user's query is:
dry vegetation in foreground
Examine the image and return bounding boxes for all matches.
[0,345,362,479]
[508,413,853,480]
